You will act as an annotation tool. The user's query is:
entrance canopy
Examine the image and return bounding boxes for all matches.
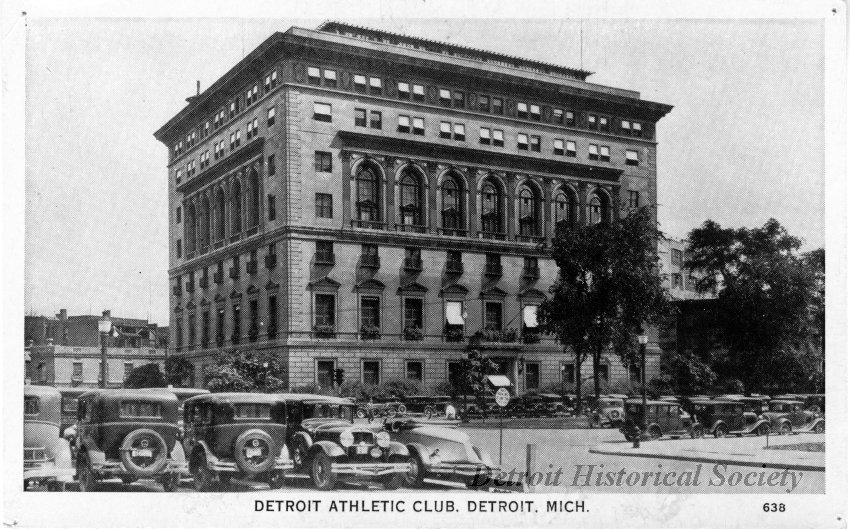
[487,375,512,388]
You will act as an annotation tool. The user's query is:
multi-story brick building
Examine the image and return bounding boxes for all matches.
[155,21,672,394]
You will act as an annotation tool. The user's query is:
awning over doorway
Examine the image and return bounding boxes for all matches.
[487,375,512,387]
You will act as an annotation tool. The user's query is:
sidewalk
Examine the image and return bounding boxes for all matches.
[589,433,825,471]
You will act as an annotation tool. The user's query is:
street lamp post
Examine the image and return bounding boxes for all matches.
[98,316,112,389]
[638,332,649,433]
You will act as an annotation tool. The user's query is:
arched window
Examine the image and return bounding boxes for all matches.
[518,183,540,237]
[399,168,424,226]
[185,203,197,254]
[588,191,610,226]
[555,188,578,228]
[356,164,381,223]
[248,169,260,228]
[215,187,226,242]
[230,179,242,235]
[481,178,503,234]
[441,173,463,232]
[200,195,212,250]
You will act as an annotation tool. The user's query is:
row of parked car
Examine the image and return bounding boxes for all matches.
[614,394,825,442]
[356,393,571,421]
[24,385,501,493]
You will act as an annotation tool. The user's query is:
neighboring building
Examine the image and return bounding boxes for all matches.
[155,21,672,394]
[24,309,168,388]
[657,236,711,302]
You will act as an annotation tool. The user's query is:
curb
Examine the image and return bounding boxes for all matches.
[588,447,825,472]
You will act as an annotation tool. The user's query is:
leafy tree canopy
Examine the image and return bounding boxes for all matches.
[124,363,167,389]
[205,349,285,393]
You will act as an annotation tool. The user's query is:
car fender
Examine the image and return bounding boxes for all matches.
[310,440,346,458]
[809,417,825,429]
[387,441,409,457]
[82,446,107,468]
[292,431,313,451]
[189,440,215,469]
[711,420,727,433]
[404,442,430,463]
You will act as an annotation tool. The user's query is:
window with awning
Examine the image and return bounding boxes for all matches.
[523,305,539,328]
[445,301,464,325]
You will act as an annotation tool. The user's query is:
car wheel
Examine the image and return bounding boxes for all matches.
[779,422,792,435]
[424,406,434,419]
[813,421,824,433]
[398,404,407,415]
[160,473,178,492]
[77,453,99,492]
[120,428,168,477]
[402,453,425,488]
[648,425,662,440]
[292,441,308,472]
[757,423,770,436]
[714,424,728,438]
[310,451,337,491]
[356,408,367,419]
[47,481,65,492]
[267,470,285,489]
[691,425,704,439]
[382,456,404,490]
[192,453,216,492]
[387,408,397,419]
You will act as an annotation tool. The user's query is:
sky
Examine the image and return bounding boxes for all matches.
[23,18,825,325]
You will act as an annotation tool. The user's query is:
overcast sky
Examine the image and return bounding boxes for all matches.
[24,18,825,325]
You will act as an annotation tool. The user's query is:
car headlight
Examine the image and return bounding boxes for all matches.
[340,430,354,448]
[376,431,390,448]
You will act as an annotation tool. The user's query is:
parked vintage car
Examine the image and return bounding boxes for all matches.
[716,394,770,415]
[402,395,452,418]
[774,394,825,414]
[620,399,698,440]
[144,387,210,427]
[384,417,499,488]
[24,385,75,490]
[284,394,410,490]
[762,399,825,434]
[690,398,770,437]
[182,393,292,491]
[588,396,626,428]
[75,389,187,491]
[355,399,407,420]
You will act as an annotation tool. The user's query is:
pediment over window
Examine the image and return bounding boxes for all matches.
[265,280,280,291]
[246,284,259,295]
[214,293,225,303]
[309,276,341,291]
[480,285,508,298]
[356,278,386,291]
[186,300,196,310]
[440,283,469,296]
[173,304,183,313]
[397,281,428,294]
[518,287,546,300]
[200,298,211,306]
[230,290,243,300]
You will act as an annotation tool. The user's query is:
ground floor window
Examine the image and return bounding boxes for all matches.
[562,363,576,384]
[599,363,609,382]
[405,360,423,383]
[124,362,134,380]
[316,359,336,388]
[362,360,381,386]
[629,364,641,383]
[484,301,503,330]
[524,362,540,390]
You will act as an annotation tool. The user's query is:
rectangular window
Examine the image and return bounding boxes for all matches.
[316,240,334,264]
[354,108,366,127]
[235,403,270,419]
[484,301,503,331]
[453,91,465,108]
[314,151,332,173]
[621,120,631,133]
[369,110,382,129]
[176,206,182,223]
[493,129,504,147]
[362,360,380,386]
[353,74,367,92]
[553,138,564,155]
[412,84,425,101]
[246,118,258,139]
[323,69,337,88]
[599,364,609,382]
[632,122,643,137]
[599,116,609,132]
[403,298,424,333]
[479,95,490,112]
[530,104,541,120]
[626,149,639,166]
[600,145,610,162]
[563,363,576,384]
[566,140,576,157]
[453,123,465,141]
[268,294,278,339]
[175,168,182,184]
[405,361,423,382]
[201,310,210,346]
[314,294,335,327]
[397,115,410,133]
[267,107,276,127]
[517,133,528,150]
[267,154,276,176]
[479,127,491,145]
[589,144,599,161]
[73,361,83,379]
[397,81,410,99]
[124,362,134,380]
[588,114,598,130]
[628,190,640,208]
[412,117,424,135]
[360,296,380,331]
[315,193,333,218]
[246,84,259,106]
[439,89,451,106]
[492,97,504,115]
[313,102,332,122]
[317,360,335,388]
[671,248,683,266]
[369,76,383,95]
[553,108,564,124]
[202,121,210,138]
[176,239,182,259]
[308,66,321,85]
[120,401,163,418]
[267,194,276,221]
[530,135,541,152]
[566,110,576,126]
[445,300,464,328]
[517,102,528,119]
[672,273,683,289]
[525,362,540,390]
[439,121,452,139]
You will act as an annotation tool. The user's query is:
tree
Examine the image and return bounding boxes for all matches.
[124,363,167,389]
[448,344,497,422]
[538,205,671,410]
[686,218,823,393]
[204,349,285,393]
[165,355,195,387]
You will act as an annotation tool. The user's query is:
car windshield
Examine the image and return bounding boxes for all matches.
[304,403,354,421]
[769,403,790,412]
[24,396,40,415]
[600,400,619,406]
[234,403,271,420]
[62,398,78,413]
[119,400,163,418]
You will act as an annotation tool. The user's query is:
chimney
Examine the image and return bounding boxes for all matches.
[59,309,67,321]
[102,310,111,318]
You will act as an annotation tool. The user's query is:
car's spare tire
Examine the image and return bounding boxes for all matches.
[120,428,168,477]
[233,429,275,474]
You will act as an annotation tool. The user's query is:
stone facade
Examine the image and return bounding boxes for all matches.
[25,345,166,389]
[155,22,672,394]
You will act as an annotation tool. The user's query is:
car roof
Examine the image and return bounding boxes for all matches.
[184,392,285,405]
[142,387,210,397]
[277,393,353,405]
[624,398,680,405]
[770,399,804,405]
[25,384,61,398]
[78,388,178,403]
